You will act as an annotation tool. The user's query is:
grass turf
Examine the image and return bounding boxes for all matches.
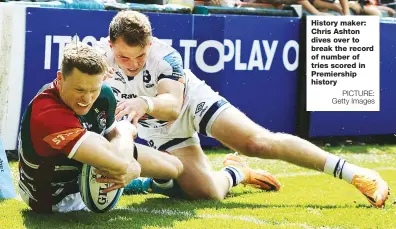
[1,144,395,229]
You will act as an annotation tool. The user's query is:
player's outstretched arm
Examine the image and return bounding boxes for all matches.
[105,120,183,180]
[105,119,138,160]
[72,128,141,192]
[114,78,184,124]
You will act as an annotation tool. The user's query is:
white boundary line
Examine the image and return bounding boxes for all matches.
[113,207,315,228]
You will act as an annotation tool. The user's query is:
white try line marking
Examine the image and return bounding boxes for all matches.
[113,206,316,228]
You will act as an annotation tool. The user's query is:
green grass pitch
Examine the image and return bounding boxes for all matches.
[1,144,395,229]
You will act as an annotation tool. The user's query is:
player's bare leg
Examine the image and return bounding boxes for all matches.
[170,145,230,200]
[136,144,184,180]
[212,106,328,170]
[211,106,390,208]
[166,144,280,200]
[124,143,280,198]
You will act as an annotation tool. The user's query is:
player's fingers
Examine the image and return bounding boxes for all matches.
[115,102,125,115]
[115,108,131,121]
[103,183,123,193]
[94,169,112,178]
[127,110,137,123]
[95,177,118,184]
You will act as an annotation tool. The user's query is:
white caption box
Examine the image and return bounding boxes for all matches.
[306,16,380,111]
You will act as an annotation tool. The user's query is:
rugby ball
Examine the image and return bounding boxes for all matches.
[79,164,124,213]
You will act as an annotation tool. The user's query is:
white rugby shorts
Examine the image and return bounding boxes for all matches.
[138,70,232,152]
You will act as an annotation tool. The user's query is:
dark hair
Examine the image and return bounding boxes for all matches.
[109,10,152,47]
[61,42,107,78]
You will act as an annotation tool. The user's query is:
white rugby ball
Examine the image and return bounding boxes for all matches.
[79,164,124,213]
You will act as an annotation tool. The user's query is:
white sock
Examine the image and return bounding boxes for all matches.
[324,154,360,183]
[221,166,245,190]
[222,170,234,191]
[152,179,174,189]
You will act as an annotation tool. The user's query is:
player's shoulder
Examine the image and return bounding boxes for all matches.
[33,82,66,110]
[98,82,116,101]
[148,37,183,75]
[31,82,75,123]
[148,37,182,62]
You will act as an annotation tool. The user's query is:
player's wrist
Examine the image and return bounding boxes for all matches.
[139,96,154,114]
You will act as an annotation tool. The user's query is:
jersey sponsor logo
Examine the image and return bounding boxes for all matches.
[111,87,121,97]
[195,102,209,117]
[97,111,107,135]
[43,128,85,150]
[148,140,155,148]
[143,70,154,88]
[115,72,126,84]
[143,70,151,83]
[121,94,137,99]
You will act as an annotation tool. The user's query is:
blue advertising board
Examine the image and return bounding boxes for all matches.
[309,21,396,137]
[189,15,301,144]
[21,7,301,147]
[221,15,300,134]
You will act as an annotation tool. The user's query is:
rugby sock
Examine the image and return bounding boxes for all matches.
[324,154,360,183]
[221,166,245,190]
[151,179,185,198]
[124,178,185,198]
